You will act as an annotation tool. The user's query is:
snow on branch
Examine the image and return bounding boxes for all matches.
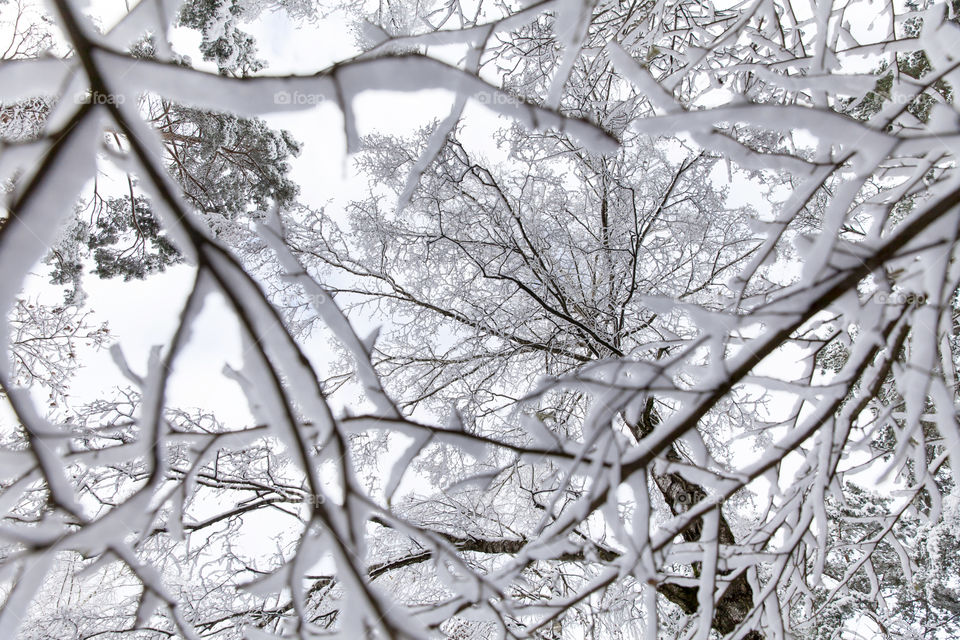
[2,0,960,638]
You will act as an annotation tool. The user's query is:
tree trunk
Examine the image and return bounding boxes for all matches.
[628,397,762,639]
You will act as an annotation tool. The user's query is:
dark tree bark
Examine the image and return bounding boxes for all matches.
[629,397,762,638]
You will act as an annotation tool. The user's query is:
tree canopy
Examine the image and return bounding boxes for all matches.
[2,0,960,639]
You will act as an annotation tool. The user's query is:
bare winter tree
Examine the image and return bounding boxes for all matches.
[2,0,960,639]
